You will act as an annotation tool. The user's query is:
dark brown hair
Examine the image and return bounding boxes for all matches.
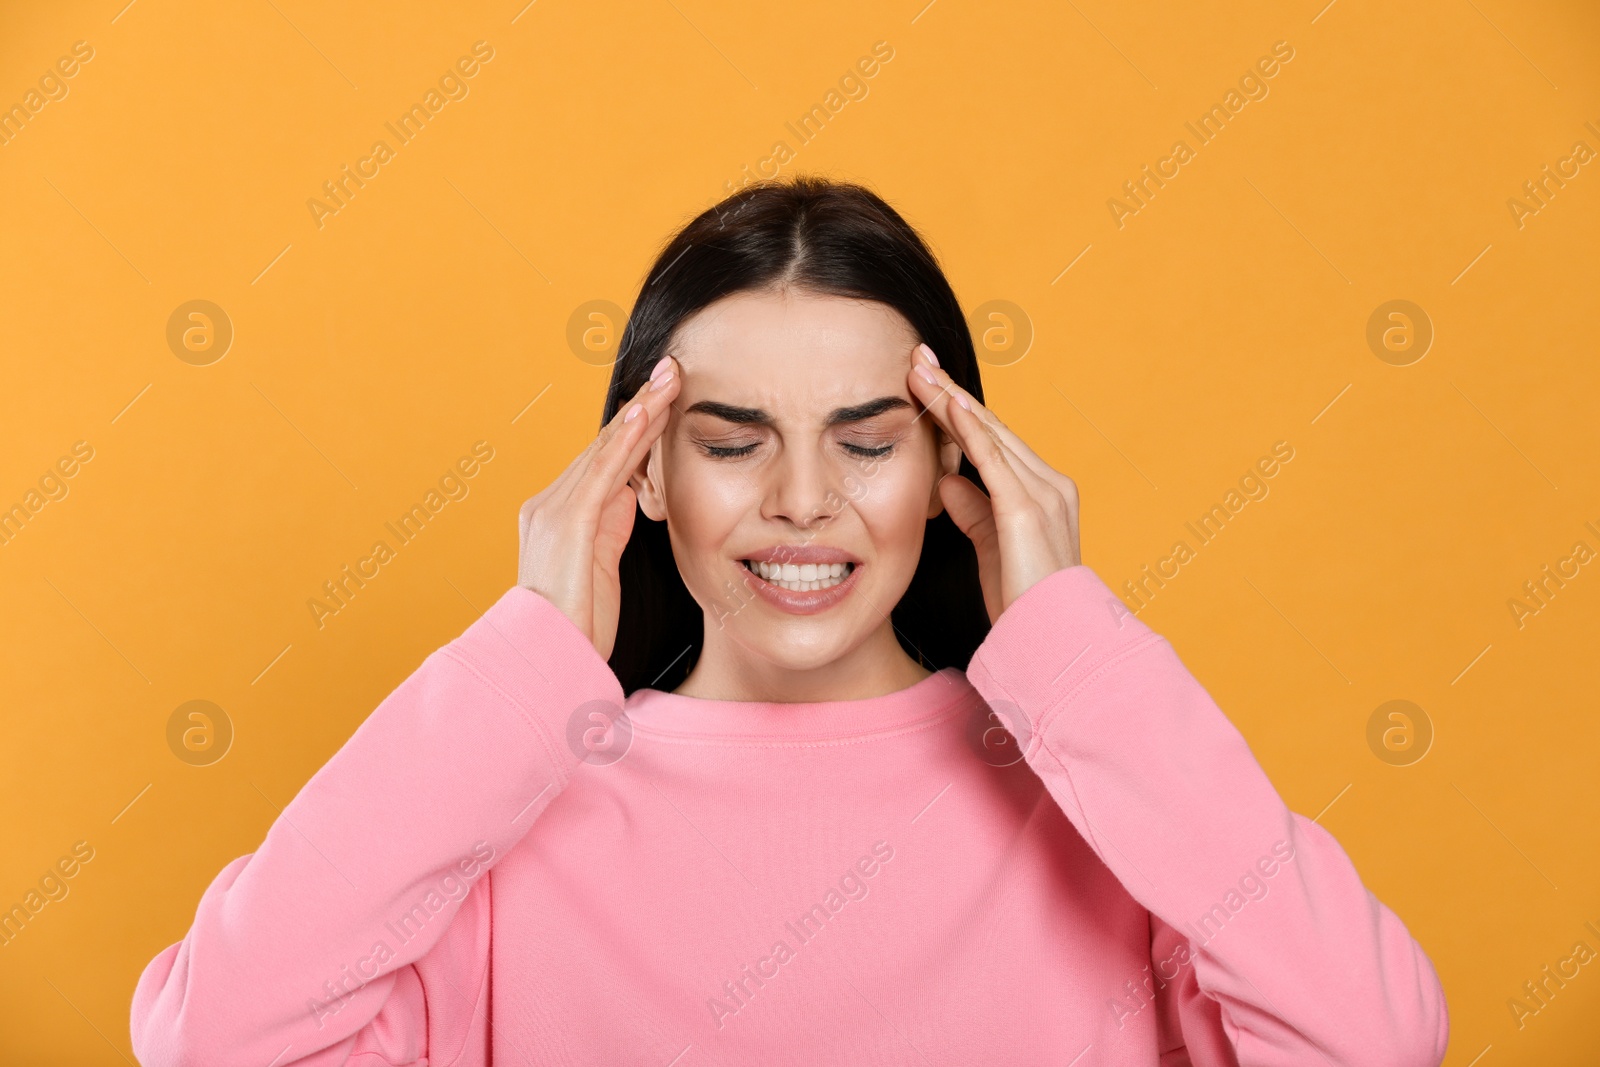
[601,175,991,696]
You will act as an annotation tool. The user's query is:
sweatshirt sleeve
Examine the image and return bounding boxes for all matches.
[129,585,624,1067]
[964,565,1449,1067]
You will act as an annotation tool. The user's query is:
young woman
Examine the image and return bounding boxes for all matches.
[130,177,1448,1065]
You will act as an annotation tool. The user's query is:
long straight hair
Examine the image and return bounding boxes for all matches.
[601,175,992,696]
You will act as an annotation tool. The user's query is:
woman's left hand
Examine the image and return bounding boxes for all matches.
[907,342,1081,624]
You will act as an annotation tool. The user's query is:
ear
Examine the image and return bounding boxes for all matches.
[630,439,668,522]
[925,426,963,519]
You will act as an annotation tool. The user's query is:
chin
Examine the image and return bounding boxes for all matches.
[726,601,870,668]
[738,621,857,672]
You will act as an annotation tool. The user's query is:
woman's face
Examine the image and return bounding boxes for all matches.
[631,287,960,676]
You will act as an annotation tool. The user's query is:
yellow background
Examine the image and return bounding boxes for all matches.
[2,0,1597,1062]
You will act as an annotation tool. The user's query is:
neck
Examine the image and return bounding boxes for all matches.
[673,618,932,703]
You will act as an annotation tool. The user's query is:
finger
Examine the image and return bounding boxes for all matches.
[908,350,1068,518]
[937,472,994,543]
[573,358,681,516]
[907,345,1026,480]
[595,481,639,558]
[906,346,963,441]
[908,344,1073,492]
[938,474,1003,622]
[571,356,676,475]
[943,393,1041,510]
[527,358,679,559]
[956,409,1079,565]
[907,353,1049,507]
[986,421,1073,502]
[544,355,674,491]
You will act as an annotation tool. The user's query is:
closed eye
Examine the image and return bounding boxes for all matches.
[701,440,896,460]
[703,442,759,458]
[844,442,894,458]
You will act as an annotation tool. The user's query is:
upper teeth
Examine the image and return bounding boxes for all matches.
[743,559,853,590]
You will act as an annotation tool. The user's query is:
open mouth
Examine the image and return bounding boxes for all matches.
[741,559,856,592]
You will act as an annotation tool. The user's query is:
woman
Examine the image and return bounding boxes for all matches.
[130,176,1449,1065]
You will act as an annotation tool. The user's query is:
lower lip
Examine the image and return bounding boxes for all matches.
[736,559,862,615]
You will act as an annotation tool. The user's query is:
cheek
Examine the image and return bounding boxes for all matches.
[660,453,750,566]
[849,454,935,557]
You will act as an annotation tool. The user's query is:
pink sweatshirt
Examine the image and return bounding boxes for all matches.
[129,564,1448,1065]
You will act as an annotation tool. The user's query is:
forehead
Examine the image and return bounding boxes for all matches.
[668,288,917,404]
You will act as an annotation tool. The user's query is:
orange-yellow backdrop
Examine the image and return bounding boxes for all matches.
[2,0,1597,1063]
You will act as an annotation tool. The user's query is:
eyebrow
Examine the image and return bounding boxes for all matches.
[683,396,913,427]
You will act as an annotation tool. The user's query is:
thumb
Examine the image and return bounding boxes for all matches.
[937,474,994,544]
[594,484,639,562]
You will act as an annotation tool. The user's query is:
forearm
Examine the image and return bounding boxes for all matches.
[966,565,1448,1066]
[130,585,622,1067]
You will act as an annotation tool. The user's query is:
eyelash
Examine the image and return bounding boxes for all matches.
[703,443,758,458]
[702,441,894,460]
[846,443,895,459]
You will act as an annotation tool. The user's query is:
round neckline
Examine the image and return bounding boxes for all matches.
[622,666,978,744]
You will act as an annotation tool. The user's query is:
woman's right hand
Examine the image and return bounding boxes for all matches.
[517,355,679,660]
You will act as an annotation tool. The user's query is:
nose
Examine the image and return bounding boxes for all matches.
[761,439,844,532]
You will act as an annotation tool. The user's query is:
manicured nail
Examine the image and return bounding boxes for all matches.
[955,393,971,411]
[919,343,939,368]
[624,402,644,422]
[915,365,938,386]
[649,355,672,381]
[649,371,675,392]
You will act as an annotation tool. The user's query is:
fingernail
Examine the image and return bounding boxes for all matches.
[649,371,675,392]
[624,402,644,422]
[915,365,938,386]
[649,355,672,381]
[919,343,939,368]
[955,393,971,411]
